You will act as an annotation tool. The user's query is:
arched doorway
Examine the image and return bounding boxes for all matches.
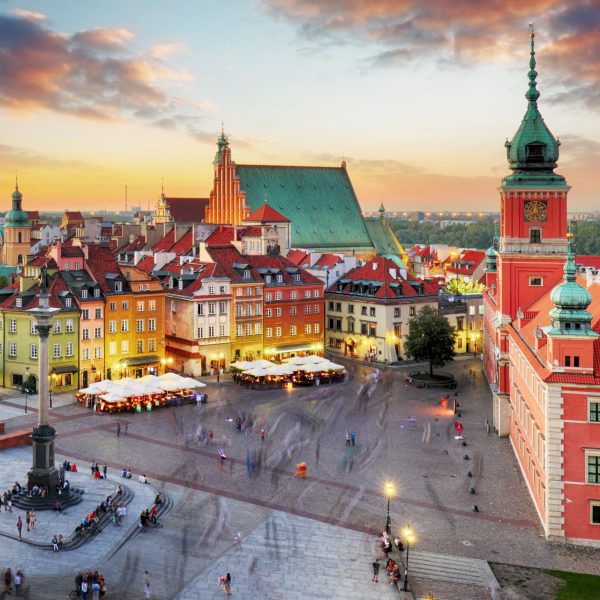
[82,370,88,388]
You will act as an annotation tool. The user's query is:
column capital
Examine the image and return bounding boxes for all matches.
[37,324,51,339]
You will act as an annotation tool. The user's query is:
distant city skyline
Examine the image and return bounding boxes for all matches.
[0,1,599,212]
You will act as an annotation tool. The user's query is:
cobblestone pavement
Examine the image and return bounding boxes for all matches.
[0,357,599,599]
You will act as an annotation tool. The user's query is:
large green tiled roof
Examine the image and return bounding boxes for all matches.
[235,165,374,250]
[364,217,404,258]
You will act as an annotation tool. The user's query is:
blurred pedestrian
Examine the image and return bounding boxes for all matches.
[351,431,356,446]
[4,567,13,594]
[372,560,380,582]
[143,571,151,599]
[16,516,23,540]
[346,431,351,446]
[103,464,107,480]
[14,569,23,595]
[116,422,121,437]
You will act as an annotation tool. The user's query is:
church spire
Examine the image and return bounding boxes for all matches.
[525,23,540,105]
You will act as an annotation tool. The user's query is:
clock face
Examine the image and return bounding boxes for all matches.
[524,200,548,222]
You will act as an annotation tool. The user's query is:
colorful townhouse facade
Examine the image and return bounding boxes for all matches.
[325,256,438,362]
[483,29,600,545]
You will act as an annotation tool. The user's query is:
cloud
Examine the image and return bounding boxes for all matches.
[0,13,206,129]
[0,142,97,169]
[12,8,46,20]
[264,1,600,109]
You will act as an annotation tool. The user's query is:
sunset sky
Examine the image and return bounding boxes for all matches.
[1,1,599,212]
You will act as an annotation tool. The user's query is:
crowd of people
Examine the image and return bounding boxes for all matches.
[3,567,25,596]
[139,493,163,528]
[1,481,23,510]
[74,570,107,599]
[75,486,126,538]
[371,531,404,587]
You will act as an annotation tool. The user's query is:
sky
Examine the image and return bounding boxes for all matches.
[1,0,600,212]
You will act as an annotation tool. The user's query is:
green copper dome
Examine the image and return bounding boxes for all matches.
[486,225,498,272]
[503,27,566,188]
[4,185,30,227]
[549,236,593,329]
[213,128,229,165]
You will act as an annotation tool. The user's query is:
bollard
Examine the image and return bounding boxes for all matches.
[467,471,473,477]
[469,487,476,494]
[461,440,467,447]
[463,455,470,460]
[472,505,479,512]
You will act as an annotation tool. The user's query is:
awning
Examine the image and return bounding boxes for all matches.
[122,355,160,367]
[269,344,322,354]
[52,365,78,374]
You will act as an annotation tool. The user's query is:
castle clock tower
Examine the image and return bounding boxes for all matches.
[496,26,569,322]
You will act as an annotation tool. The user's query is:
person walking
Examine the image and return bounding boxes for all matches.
[81,579,89,600]
[345,431,351,446]
[223,573,232,596]
[16,515,23,540]
[372,560,380,582]
[260,428,266,442]
[3,567,13,594]
[90,462,95,478]
[351,431,356,446]
[91,579,100,600]
[14,569,23,596]
[30,509,36,529]
[124,422,128,435]
[26,510,31,532]
[143,571,151,599]
[116,422,121,437]
[52,534,59,551]
[103,464,107,480]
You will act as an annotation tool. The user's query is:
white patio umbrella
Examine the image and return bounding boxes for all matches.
[78,386,100,394]
[99,392,125,403]
[158,379,183,392]
[267,364,294,376]
[158,372,181,380]
[326,362,345,371]
[244,367,270,377]
[250,359,277,369]
[283,355,311,365]
[136,382,163,395]
[298,363,328,373]
[140,374,160,383]
[179,377,206,388]
[230,361,251,370]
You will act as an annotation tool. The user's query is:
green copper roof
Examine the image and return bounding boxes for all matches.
[382,254,408,270]
[5,185,29,227]
[213,130,229,165]
[236,165,374,250]
[502,27,566,189]
[549,235,595,334]
[365,217,405,259]
[486,225,498,271]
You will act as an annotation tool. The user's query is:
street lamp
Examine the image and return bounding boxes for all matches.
[24,366,30,413]
[402,525,415,592]
[384,480,395,535]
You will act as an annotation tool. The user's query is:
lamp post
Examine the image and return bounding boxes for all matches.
[49,389,53,409]
[24,366,30,413]
[384,480,395,535]
[402,526,415,592]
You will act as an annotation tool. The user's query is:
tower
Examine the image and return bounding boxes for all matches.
[3,182,32,268]
[205,129,249,226]
[497,26,569,322]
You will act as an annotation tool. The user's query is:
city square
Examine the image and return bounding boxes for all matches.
[1,356,599,598]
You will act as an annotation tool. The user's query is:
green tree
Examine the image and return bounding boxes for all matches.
[405,305,457,377]
[0,275,7,289]
[443,278,485,295]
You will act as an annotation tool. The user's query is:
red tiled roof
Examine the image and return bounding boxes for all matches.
[86,244,122,292]
[163,261,228,296]
[445,249,486,275]
[206,247,262,282]
[27,256,58,268]
[329,256,437,298]
[152,229,175,252]
[60,246,84,257]
[314,253,343,269]
[206,226,236,247]
[246,204,290,223]
[248,254,322,285]
[169,230,193,256]
[118,236,147,253]
[136,255,155,275]
[240,226,263,238]
[27,211,40,220]
[287,250,311,267]
[65,211,83,219]
[576,255,600,270]
[164,197,209,223]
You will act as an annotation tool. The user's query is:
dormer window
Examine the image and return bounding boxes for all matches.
[81,289,88,299]
[168,278,174,289]
[526,142,545,162]
[16,298,22,308]
[65,297,72,308]
[276,274,283,283]
[178,279,183,290]
[94,288,100,298]
[243,270,251,279]
[293,273,301,282]
[265,275,272,284]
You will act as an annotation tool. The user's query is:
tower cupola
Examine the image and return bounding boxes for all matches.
[503,25,564,187]
[5,181,30,227]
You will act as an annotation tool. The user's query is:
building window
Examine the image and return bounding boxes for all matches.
[108,342,117,356]
[243,270,251,279]
[275,327,281,337]
[266,293,272,302]
[220,285,226,294]
[208,326,215,338]
[94,327,101,339]
[266,308,272,318]
[361,323,368,335]
[348,321,354,333]
[588,454,600,484]
[94,288,100,298]
[109,301,116,311]
[314,304,320,314]
[314,323,319,333]
[81,289,88,299]
[335,303,341,312]
[121,320,129,333]
[66,319,74,333]
[275,308,281,317]
[30,344,38,360]
[30,321,38,335]
[574,356,580,367]
[66,342,74,357]
[255,303,260,316]
[208,285,215,295]
[328,302,334,311]
[530,229,541,244]
[121,301,128,310]
[148,319,156,332]
[529,277,543,286]
[94,346,102,359]
[16,298,22,308]
[8,342,16,357]
[219,324,226,336]
[95,308,102,319]
[65,297,72,308]
[148,339,156,352]
[137,301,145,312]
[136,319,144,333]
[198,304,204,316]
[305,291,310,298]
[9,319,16,333]
[275,292,282,301]
[313,290,319,298]
[369,323,377,336]
[121,340,129,354]
[290,306,297,316]
[276,274,283,283]
[245,304,252,317]
[409,306,416,316]
[236,324,243,337]
[369,307,376,317]
[290,325,297,336]
[266,327,273,338]
[82,329,89,340]
[304,324,311,334]
[290,291,297,300]
[255,323,261,335]
[82,348,89,361]
[220,301,227,314]
[209,302,217,315]
[12,373,22,386]
[590,402,600,422]
[592,502,600,525]
[53,344,61,358]
[394,308,400,318]
[245,324,252,336]
[328,318,334,330]
[361,306,367,316]
[115,282,123,292]
[109,321,116,334]
[149,300,156,311]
